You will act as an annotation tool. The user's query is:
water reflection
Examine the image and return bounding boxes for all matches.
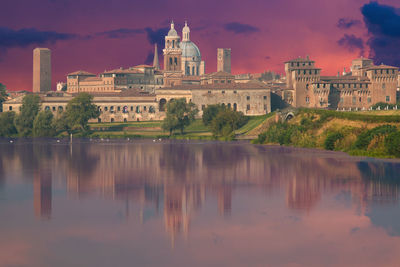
[1,139,400,266]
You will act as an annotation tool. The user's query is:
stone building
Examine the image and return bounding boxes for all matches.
[285,56,399,109]
[217,48,231,73]
[66,64,163,94]
[156,82,271,116]
[33,48,51,93]
[3,90,162,123]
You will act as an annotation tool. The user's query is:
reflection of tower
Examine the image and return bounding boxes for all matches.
[33,168,52,220]
[286,176,320,213]
[217,48,231,73]
[218,186,232,216]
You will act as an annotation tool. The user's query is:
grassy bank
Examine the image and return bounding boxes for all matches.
[87,115,271,140]
[253,109,400,158]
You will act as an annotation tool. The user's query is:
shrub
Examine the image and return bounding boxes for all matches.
[324,132,344,150]
[385,131,400,157]
[353,125,397,150]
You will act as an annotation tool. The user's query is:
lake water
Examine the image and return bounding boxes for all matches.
[1,139,400,267]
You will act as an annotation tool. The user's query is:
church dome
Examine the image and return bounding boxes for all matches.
[168,21,178,37]
[181,41,201,59]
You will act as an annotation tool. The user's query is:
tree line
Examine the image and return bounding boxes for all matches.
[0,93,99,137]
[161,98,248,140]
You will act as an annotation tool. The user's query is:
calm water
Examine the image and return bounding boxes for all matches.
[1,139,400,267]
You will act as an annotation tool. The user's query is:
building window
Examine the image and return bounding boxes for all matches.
[8,106,12,111]
[306,96,309,103]
[52,107,56,111]
[263,96,267,100]
[227,80,232,83]
[105,107,108,111]
[386,96,390,102]
[382,83,386,89]
[264,105,267,110]
[201,105,205,111]
[117,106,121,111]
[367,97,371,103]
[222,90,225,94]
[233,103,237,111]
[246,96,250,100]
[234,90,237,94]
[45,106,50,111]
[228,103,231,109]
[144,106,147,111]
[208,90,211,94]
[130,106,133,111]
[352,97,356,104]
[136,106,140,113]
[359,97,362,102]
[246,104,250,111]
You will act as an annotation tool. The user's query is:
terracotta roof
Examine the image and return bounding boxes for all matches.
[365,65,398,70]
[68,70,96,76]
[103,68,144,74]
[289,66,321,70]
[285,58,315,63]
[203,71,234,78]
[160,82,270,91]
[133,64,153,68]
[81,77,102,82]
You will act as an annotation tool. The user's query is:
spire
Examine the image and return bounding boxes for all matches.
[153,44,160,70]
[182,21,190,42]
[171,20,175,29]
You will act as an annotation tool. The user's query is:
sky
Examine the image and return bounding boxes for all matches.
[0,0,400,91]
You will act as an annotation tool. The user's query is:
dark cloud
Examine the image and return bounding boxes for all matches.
[144,27,169,46]
[337,18,362,29]
[96,28,144,39]
[0,27,76,49]
[144,51,154,65]
[265,56,271,60]
[361,1,400,66]
[337,34,364,54]
[224,22,260,34]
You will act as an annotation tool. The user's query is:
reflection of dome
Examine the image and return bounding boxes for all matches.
[181,41,201,59]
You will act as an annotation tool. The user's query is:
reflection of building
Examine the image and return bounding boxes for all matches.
[33,48,51,93]
[218,187,232,216]
[33,169,52,219]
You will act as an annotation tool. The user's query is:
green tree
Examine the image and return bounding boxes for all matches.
[385,131,400,157]
[162,98,198,135]
[210,109,248,139]
[0,83,8,112]
[33,110,56,137]
[58,93,100,135]
[0,111,17,137]
[202,104,226,126]
[14,94,41,136]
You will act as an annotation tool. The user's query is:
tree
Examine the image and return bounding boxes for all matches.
[202,104,226,126]
[0,111,17,137]
[58,93,100,134]
[162,98,198,135]
[33,110,56,137]
[385,131,400,157]
[210,109,248,139]
[0,83,8,112]
[14,94,41,136]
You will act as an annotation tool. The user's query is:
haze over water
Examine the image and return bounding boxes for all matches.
[1,139,400,267]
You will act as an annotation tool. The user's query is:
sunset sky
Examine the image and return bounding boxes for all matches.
[0,0,400,91]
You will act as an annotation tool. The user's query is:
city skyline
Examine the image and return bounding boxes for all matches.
[0,0,400,91]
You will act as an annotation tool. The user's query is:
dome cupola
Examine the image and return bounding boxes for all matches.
[182,21,190,41]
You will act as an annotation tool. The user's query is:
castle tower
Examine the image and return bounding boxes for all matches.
[153,44,160,70]
[217,48,231,73]
[33,48,51,93]
[163,21,182,86]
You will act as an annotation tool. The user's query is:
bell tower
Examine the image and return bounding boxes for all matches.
[163,21,183,86]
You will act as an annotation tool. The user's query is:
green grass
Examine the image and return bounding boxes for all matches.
[235,114,273,135]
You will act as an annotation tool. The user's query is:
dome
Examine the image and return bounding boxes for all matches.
[168,28,178,36]
[182,21,190,34]
[168,21,178,37]
[181,41,201,59]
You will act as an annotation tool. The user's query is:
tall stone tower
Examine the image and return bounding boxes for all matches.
[33,48,51,93]
[153,44,160,70]
[217,48,231,73]
[163,21,182,87]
